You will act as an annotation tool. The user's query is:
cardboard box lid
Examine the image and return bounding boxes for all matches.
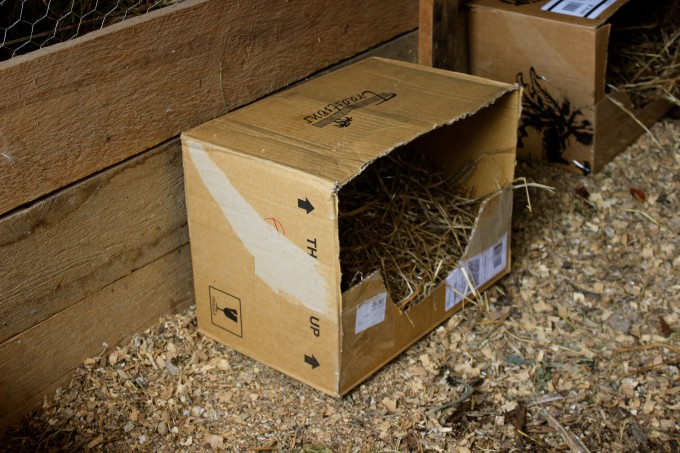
[468,0,632,27]
[183,58,517,189]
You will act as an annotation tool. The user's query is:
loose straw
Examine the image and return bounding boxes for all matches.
[338,145,480,311]
[607,1,679,108]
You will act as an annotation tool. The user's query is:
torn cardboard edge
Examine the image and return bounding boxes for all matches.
[338,186,513,394]
[341,185,512,315]
[183,57,520,190]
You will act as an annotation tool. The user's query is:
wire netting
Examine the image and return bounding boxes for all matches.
[0,0,184,62]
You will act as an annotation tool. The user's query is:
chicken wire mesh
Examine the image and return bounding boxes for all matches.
[0,0,183,62]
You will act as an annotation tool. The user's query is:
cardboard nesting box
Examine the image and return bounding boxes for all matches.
[181,58,521,396]
[467,0,673,174]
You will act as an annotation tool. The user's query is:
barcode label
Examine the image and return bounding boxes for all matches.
[445,267,469,311]
[468,257,480,287]
[355,292,387,333]
[491,241,505,269]
[541,0,617,19]
[445,233,508,311]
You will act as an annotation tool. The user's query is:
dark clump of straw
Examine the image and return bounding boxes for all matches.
[339,145,480,311]
[607,1,680,108]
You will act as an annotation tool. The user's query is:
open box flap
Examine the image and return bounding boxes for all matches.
[183,57,518,188]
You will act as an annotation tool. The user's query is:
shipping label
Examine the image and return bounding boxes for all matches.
[541,0,617,19]
[445,233,508,311]
[355,292,387,334]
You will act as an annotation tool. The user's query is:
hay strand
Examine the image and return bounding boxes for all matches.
[607,1,680,108]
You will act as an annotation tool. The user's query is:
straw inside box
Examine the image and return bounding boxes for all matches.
[339,145,480,311]
[607,1,679,108]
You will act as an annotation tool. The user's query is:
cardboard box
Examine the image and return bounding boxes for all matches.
[181,58,521,396]
[467,0,672,174]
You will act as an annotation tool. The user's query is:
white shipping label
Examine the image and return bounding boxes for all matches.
[541,0,617,19]
[445,233,508,311]
[355,292,387,334]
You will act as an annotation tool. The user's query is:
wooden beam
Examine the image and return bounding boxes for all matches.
[0,139,188,344]
[0,244,194,431]
[419,0,437,66]
[0,0,418,215]
[418,0,467,71]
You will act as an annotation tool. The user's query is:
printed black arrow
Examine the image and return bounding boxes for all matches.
[298,197,314,214]
[304,354,320,369]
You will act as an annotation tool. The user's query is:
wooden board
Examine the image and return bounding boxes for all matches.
[418,0,467,71]
[0,140,188,344]
[0,0,418,215]
[349,30,418,67]
[0,244,194,430]
[419,0,438,66]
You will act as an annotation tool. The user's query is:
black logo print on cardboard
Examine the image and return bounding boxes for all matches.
[516,67,593,173]
[303,91,396,128]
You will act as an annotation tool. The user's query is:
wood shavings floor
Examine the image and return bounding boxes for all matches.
[2,119,679,452]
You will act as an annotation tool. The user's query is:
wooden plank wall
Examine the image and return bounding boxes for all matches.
[0,0,418,429]
[0,0,417,215]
